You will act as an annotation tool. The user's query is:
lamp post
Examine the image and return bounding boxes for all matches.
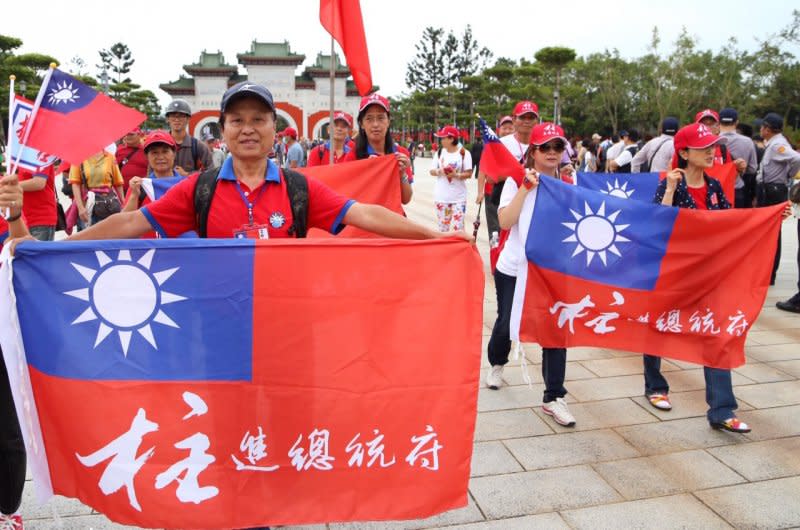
[100,66,109,95]
[553,88,560,125]
[470,100,476,140]
[19,80,27,97]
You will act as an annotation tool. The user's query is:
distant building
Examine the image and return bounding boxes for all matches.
[160,41,364,140]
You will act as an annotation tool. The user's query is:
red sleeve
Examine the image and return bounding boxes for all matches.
[140,174,198,238]
[306,176,354,234]
[306,146,324,167]
[341,149,358,163]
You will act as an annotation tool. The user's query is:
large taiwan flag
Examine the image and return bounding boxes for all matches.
[510,177,783,369]
[576,163,737,205]
[0,238,483,529]
[24,67,146,165]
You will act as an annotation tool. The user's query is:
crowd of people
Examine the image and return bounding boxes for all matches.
[0,79,799,528]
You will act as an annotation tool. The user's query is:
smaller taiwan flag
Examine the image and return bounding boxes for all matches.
[476,117,525,184]
[25,68,146,165]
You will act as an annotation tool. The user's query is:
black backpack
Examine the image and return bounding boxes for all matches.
[192,166,309,238]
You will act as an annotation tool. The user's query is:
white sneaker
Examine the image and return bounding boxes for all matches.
[542,397,576,427]
[486,365,504,389]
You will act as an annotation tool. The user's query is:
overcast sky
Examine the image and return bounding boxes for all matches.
[5,0,798,106]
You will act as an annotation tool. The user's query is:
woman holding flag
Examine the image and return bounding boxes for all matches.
[486,122,576,427]
[430,125,473,232]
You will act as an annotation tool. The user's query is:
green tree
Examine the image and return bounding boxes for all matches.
[97,42,134,86]
[534,47,576,124]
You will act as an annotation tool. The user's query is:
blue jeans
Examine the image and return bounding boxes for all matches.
[487,270,516,366]
[29,225,55,241]
[542,348,567,403]
[643,355,738,423]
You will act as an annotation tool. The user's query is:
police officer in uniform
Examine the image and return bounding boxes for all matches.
[756,113,800,288]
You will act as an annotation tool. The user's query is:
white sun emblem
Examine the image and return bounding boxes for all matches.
[562,201,631,266]
[601,178,635,199]
[47,81,80,105]
[64,249,187,356]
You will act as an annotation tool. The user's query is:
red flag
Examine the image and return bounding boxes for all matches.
[25,68,146,165]
[512,177,783,369]
[476,118,525,184]
[320,0,373,96]
[304,155,402,237]
[706,162,737,205]
[3,238,484,528]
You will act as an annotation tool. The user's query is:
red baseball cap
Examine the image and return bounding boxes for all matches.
[358,93,390,115]
[498,115,513,126]
[143,130,177,152]
[126,127,143,136]
[333,111,353,128]
[513,101,539,118]
[282,127,298,139]
[434,125,459,138]
[694,109,720,124]
[529,122,567,146]
[673,123,727,152]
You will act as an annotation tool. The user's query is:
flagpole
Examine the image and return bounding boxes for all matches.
[9,63,56,178]
[328,36,335,165]
[3,75,15,218]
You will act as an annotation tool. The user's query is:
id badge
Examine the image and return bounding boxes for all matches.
[233,223,270,240]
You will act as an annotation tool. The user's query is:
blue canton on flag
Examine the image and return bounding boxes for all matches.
[576,172,662,203]
[40,69,98,113]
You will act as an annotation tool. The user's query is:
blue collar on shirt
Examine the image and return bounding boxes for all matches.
[325,141,351,154]
[148,169,182,179]
[216,156,280,183]
[366,144,396,156]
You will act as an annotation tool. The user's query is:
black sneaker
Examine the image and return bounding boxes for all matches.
[776,292,800,314]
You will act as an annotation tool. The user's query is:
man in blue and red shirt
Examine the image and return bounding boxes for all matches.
[26,81,462,243]
[19,164,57,241]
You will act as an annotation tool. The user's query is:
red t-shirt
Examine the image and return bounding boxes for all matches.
[116,145,149,191]
[20,165,56,227]
[341,145,414,183]
[141,160,353,239]
[307,144,351,167]
[687,185,708,210]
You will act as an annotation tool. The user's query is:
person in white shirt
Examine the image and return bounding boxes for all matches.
[604,131,628,171]
[430,125,473,232]
[632,117,678,173]
[486,122,577,427]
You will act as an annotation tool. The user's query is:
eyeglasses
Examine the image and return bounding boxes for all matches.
[538,142,565,153]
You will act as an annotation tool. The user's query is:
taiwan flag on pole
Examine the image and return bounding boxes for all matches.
[476,117,525,184]
[320,0,373,95]
[510,177,783,369]
[24,67,146,165]
[0,238,483,529]
[576,163,737,205]
[8,95,57,171]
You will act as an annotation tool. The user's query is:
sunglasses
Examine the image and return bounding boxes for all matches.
[537,141,566,153]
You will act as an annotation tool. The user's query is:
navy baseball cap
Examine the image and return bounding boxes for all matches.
[719,108,738,124]
[762,112,783,131]
[661,117,679,135]
[220,81,275,113]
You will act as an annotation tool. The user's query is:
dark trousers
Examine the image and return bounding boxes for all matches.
[734,188,751,209]
[485,196,500,242]
[0,347,26,515]
[487,270,515,366]
[643,355,738,423]
[757,183,789,283]
[542,348,568,403]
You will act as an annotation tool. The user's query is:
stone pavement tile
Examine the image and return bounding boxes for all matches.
[20,487,92,521]
[751,314,800,331]
[615,417,749,456]
[580,356,679,378]
[732,380,800,408]
[557,346,616,361]
[665,368,755,392]
[23,514,138,529]
[561,494,732,530]
[592,450,744,500]
[631,389,752,421]
[482,361,596,387]
[566,374,647,401]
[470,441,524,477]
[433,512,570,529]
[770,359,800,378]
[695,476,800,530]
[504,429,641,470]
[737,405,800,442]
[747,328,800,346]
[474,409,553,441]
[468,465,621,519]
[476,384,547,412]
[746,344,800,362]
[707,437,800,481]
[532,398,658,432]
[331,494,484,529]
[733,361,795,383]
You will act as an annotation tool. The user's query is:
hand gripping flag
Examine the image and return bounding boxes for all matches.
[320,0,373,95]
[0,238,484,529]
[510,177,783,369]
[140,176,186,202]
[24,67,146,165]
[476,117,525,184]
[576,163,737,205]
[7,95,57,172]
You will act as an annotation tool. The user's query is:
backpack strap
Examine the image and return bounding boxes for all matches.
[193,167,221,238]
[283,168,309,238]
[191,137,199,170]
[719,143,729,162]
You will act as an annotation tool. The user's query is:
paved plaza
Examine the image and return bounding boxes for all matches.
[21,156,800,529]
